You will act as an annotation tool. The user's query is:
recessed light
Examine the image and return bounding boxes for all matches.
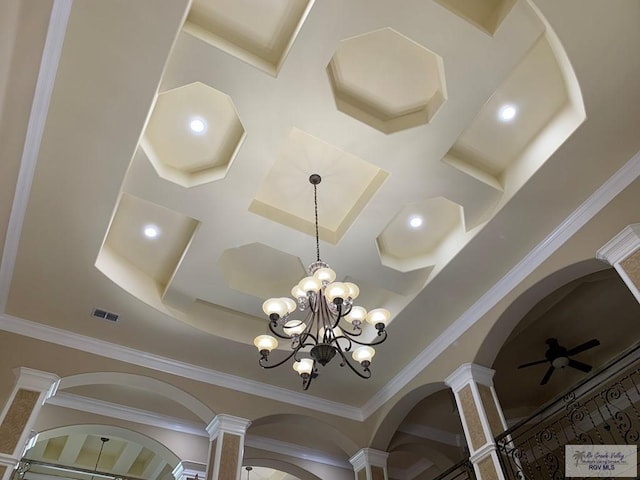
[409,215,423,228]
[189,118,206,134]
[498,104,517,122]
[144,225,159,238]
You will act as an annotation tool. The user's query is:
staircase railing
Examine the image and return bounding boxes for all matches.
[495,341,640,480]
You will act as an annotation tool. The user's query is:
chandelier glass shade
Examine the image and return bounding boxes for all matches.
[253,174,389,390]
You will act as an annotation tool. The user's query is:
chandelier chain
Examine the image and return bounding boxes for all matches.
[314,182,320,262]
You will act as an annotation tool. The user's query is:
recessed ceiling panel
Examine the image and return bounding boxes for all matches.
[249,128,388,244]
[328,28,446,134]
[97,193,199,290]
[377,198,464,272]
[219,243,306,299]
[142,81,245,187]
[184,0,315,76]
[434,0,516,35]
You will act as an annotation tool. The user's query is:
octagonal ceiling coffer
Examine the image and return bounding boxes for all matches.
[328,28,447,134]
[377,197,464,272]
[184,0,315,76]
[141,81,245,188]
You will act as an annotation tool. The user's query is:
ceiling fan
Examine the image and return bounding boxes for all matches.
[517,338,600,385]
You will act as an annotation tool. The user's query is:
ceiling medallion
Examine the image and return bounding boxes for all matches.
[253,174,390,390]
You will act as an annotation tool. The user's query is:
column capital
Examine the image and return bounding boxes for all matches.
[205,414,251,441]
[349,448,388,470]
[12,368,60,400]
[172,460,206,480]
[445,363,495,392]
[597,223,640,265]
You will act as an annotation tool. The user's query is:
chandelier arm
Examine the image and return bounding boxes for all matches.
[343,329,388,346]
[258,347,301,369]
[331,334,353,352]
[333,343,371,379]
[338,326,363,338]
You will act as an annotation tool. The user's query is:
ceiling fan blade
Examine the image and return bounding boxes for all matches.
[540,366,555,385]
[517,359,548,369]
[567,339,600,356]
[568,359,593,373]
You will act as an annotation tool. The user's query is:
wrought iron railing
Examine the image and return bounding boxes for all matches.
[496,341,640,480]
[431,459,477,480]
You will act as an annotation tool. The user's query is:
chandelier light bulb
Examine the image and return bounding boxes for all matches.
[344,282,359,299]
[366,308,390,328]
[298,276,322,294]
[352,346,375,364]
[253,335,278,352]
[282,297,297,314]
[345,306,367,325]
[325,282,348,303]
[262,298,288,318]
[293,358,314,376]
[291,285,305,299]
[313,267,336,283]
[284,320,306,336]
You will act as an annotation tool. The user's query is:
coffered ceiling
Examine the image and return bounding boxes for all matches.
[2,0,640,418]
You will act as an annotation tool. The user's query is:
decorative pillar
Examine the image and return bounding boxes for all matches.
[0,368,59,480]
[445,364,507,480]
[173,461,206,480]
[597,223,640,303]
[205,415,250,480]
[349,448,388,480]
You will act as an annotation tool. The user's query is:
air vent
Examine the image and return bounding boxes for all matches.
[92,308,119,322]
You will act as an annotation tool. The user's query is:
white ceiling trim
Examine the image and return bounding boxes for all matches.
[360,149,640,418]
[397,423,462,447]
[44,392,350,470]
[245,436,351,470]
[0,0,72,312]
[46,392,208,437]
[1,314,363,420]
[2,150,639,421]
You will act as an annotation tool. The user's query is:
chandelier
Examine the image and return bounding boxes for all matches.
[253,174,390,390]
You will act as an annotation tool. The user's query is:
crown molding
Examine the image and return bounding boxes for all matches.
[0,0,72,313]
[46,392,208,437]
[206,414,251,440]
[13,367,60,399]
[245,436,351,469]
[596,223,640,265]
[361,149,640,418]
[1,314,363,420]
[349,448,389,470]
[444,363,495,392]
[398,422,462,447]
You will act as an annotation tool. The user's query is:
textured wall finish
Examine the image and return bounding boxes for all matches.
[477,457,499,480]
[459,385,487,450]
[0,466,7,478]
[478,385,504,438]
[357,469,367,480]
[0,389,39,454]
[206,438,217,480]
[218,433,240,480]
[621,249,640,290]
[371,466,385,480]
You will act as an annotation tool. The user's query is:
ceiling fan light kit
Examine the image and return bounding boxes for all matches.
[517,337,600,385]
[253,174,389,390]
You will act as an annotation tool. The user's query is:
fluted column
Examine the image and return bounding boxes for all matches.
[445,364,507,480]
[0,368,59,480]
[597,223,640,303]
[349,448,388,480]
[205,415,250,480]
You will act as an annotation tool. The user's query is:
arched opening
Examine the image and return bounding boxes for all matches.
[23,424,180,480]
